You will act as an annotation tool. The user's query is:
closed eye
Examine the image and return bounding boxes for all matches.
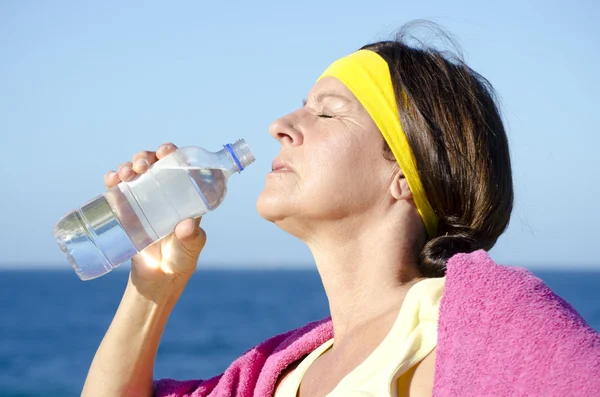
[303,99,334,118]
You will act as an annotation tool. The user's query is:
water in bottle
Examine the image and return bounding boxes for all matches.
[53,139,255,280]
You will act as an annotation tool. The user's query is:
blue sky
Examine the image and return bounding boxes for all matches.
[0,0,598,270]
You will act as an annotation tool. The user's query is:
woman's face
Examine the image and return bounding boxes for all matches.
[256,77,398,235]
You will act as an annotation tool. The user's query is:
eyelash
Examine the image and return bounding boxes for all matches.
[302,100,333,119]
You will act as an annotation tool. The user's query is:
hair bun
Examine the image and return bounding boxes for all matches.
[419,234,482,277]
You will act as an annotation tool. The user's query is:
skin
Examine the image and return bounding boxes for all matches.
[82,77,435,397]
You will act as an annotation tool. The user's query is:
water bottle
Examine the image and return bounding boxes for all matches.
[53,139,255,280]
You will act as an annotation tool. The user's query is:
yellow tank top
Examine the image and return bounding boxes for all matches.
[274,277,444,397]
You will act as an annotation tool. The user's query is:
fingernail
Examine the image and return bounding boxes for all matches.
[108,171,118,179]
[135,159,149,168]
[122,166,132,175]
[159,144,173,152]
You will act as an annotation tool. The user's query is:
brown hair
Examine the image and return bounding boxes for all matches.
[362,23,513,277]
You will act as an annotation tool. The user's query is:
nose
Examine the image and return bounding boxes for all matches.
[268,113,303,146]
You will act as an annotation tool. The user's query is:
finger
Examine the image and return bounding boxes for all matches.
[175,218,207,255]
[132,151,157,173]
[174,218,196,240]
[156,143,178,160]
[104,170,121,189]
[174,218,201,239]
[118,162,135,182]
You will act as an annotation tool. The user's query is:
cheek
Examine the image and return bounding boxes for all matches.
[303,135,381,201]
[298,114,390,210]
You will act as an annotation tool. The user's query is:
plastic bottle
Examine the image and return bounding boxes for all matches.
[53,139,255,280]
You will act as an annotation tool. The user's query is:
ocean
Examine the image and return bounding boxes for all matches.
[0,268,598,397]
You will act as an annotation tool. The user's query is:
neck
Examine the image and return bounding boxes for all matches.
[305,216,424,344]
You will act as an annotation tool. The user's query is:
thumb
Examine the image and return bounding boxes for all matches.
[174,218,207,256]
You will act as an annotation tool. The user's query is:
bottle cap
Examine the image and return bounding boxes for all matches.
[225,139,255,171]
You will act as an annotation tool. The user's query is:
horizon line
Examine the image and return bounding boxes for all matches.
[1,262,599,271]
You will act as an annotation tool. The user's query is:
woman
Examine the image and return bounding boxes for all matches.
[81,29,600,396]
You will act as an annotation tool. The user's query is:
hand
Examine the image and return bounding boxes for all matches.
[104,143,207,294]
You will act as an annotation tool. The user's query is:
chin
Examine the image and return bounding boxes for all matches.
[256,192,288,223]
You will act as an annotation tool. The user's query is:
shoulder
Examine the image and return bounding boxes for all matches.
[443,250,593,330]
[266,317,333,354]
[252,317,333,396]
[434,250,600,395]
[155,318,334,397]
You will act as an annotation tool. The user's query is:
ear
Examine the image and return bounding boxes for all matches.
[390,170,413,201]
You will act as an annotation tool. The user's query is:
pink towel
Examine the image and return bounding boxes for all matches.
[154,250,600,396]
[154,318,333,397]
[433,251,600,396]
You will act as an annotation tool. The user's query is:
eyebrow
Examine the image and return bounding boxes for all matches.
[303,92,351,106]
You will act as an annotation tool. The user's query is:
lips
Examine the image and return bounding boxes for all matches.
[271,158,293,172]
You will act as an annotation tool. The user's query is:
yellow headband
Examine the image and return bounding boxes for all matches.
[317,50,438,237]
